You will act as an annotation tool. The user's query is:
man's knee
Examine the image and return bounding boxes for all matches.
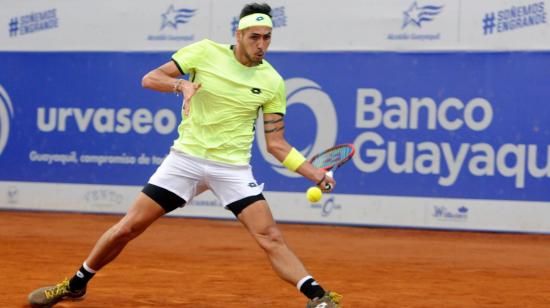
[109,195,164,243]
[111,221,146,243]
[255,225,285,252]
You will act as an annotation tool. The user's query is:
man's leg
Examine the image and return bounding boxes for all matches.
[236,200,341,307]
[28,192,166,307]
[84,192,166,271]
[237,199,308,284]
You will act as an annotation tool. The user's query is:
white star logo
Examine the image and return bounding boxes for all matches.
[403,2,423,28]
[161,5,179,30]
[160,5,196,30]
[402,1,443,29]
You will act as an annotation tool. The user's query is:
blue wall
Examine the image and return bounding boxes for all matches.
[1,51,549,202]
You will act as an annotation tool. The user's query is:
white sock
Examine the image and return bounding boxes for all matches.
[296,275,313,290]
[83,262,97,274]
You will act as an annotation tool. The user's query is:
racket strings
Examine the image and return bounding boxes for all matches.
[312,146,352,169]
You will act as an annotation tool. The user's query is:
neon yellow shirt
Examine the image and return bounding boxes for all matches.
[171,39,286,165]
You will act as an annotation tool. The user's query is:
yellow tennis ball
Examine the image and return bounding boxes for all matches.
[306,186,322,203]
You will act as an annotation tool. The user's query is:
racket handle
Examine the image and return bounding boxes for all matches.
[324,171,333,190]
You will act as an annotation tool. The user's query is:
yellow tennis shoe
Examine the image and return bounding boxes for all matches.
[306,291,343,308]
[28,278,86,307]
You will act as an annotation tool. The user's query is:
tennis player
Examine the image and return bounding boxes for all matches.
[28,3,342,308]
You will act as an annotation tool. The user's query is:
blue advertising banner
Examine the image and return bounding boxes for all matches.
[1,51,549,202]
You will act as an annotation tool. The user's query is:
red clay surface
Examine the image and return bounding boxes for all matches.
[1,210,550,307]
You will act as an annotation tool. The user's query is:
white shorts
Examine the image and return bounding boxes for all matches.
[148,149,264,209]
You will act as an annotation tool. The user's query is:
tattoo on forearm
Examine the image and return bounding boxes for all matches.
[263,117,283,125]
[264,126,285,133]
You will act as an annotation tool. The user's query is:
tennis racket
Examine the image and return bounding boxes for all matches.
[309,144,355,190]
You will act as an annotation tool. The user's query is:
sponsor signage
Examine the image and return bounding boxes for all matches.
[1,51,549,204]
[482,1,547,36]
[8,8,59,38]
[387,1,444,41]
[2,0,550,51]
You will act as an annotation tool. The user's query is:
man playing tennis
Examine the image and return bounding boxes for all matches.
[28,3,342,308]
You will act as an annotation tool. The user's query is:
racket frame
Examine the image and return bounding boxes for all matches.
[309,144,355,190]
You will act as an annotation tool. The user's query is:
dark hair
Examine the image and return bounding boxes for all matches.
[239,3,272,19]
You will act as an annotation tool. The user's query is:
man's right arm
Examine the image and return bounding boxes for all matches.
[142,61,201,116]
[141,61,184,93]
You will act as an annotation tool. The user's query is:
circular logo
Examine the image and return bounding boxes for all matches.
[0,84,14,157]
[7,186,18,204]
[256,16,264,21]
[256,78,337,177]
[322,197,336,217]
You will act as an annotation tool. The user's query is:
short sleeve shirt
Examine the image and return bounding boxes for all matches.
[171,39,286,165]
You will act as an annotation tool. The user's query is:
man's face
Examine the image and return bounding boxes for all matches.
[237,26,272,64]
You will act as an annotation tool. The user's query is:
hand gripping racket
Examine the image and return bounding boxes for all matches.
[309,144,355,190]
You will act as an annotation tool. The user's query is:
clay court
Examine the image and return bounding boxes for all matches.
[1,210,549,307]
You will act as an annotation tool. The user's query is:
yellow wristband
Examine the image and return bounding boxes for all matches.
[282,148,306,171]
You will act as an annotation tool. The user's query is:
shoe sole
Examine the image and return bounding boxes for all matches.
[29,294,86,308]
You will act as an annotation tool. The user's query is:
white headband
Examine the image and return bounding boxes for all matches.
[238,13,273,30]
